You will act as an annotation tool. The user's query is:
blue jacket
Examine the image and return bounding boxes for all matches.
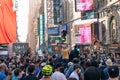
[0,72,7,80]
[12,76,18,80]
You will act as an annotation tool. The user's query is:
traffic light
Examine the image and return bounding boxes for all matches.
[61,30,67,42]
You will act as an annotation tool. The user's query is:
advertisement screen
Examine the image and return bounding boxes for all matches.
[75,25,91,44]
[75,0,93,12]
[0,0,16,44]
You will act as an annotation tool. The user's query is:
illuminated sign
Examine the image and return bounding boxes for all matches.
[39,14,44,45]
[78,25,91,44]
[75,0,93,12]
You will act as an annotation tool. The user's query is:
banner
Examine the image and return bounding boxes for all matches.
[75,0,93,12]
[0,0,16,44]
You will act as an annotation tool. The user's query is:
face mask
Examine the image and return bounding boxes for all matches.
[78,69,81,74]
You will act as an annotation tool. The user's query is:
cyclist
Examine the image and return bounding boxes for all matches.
[40,65,54,80]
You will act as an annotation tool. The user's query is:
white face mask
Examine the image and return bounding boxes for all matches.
[78,69,81,74]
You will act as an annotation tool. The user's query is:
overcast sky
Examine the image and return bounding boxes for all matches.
[17,0,29,42]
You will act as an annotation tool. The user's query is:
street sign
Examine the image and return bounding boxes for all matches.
[53,37,61,40]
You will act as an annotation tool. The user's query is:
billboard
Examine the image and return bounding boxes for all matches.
[75,25,91,44]
[0,0,16,44]
[75,0,93,12]
[7,43,29,54]
[79,25,91,44]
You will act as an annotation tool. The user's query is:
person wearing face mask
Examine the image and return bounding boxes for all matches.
[52,63,67,80]
[69,64,81,80]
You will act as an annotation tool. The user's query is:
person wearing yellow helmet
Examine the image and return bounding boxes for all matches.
[40,65,54,80]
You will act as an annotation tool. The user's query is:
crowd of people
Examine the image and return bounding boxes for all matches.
[0,45,120,80]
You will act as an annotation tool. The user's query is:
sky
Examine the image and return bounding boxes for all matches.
[17,0,29,42]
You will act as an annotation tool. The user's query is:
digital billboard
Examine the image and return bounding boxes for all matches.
[79,26,91,44]
[0,0,16,44]
[75,0,93,12]
[75,25,91,44]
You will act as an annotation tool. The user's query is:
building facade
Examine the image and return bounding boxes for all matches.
[44,0,64,53]
[62,0,97,51]
[94,0,120,53]
[27,0,42,53]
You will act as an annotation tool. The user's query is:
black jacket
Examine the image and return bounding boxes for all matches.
[69,49,79,61]
[23,74,39,80]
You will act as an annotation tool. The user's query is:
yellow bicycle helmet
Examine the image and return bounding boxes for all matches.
[42,65,53,76]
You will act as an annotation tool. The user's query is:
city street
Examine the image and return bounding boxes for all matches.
[0,0,120,80]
